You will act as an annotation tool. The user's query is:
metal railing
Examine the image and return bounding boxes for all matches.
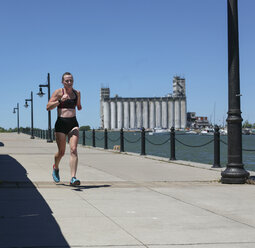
[21,126,255,168]
[80,127,221,168]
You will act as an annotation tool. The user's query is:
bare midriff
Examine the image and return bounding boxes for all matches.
[58,108,76,118]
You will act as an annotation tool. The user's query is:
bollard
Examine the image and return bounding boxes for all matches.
[170,127,176,160]
[92,129,96,147]
[120,128,124,152]
[104,128,108,149]
[83,130,85,146]
[140,127,146,155]
[212,125,221,168]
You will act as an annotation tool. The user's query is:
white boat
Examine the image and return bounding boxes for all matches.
[220,128,228,135]
[148,128,169,135]
[199,128,214,135]
[185,130,198,135]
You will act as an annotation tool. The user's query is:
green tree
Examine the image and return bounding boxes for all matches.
[0,127,6,132]
[243,120,252,128]
[79,125,91,131]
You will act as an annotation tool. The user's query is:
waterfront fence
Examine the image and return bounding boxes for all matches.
[21,127,255,168]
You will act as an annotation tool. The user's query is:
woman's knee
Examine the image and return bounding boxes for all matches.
[57,150,65,157]
[70,146,78,156]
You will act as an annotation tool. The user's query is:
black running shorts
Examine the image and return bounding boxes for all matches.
[55,116,79,135]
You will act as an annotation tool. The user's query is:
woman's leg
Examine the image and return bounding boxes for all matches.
[55,132,66,169]
[68,127,79,178]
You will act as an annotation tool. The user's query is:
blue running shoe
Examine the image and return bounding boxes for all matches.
[52,165,60,183]
[70,177,80,186]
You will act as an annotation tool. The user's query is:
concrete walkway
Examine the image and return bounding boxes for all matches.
[0,132,255,248]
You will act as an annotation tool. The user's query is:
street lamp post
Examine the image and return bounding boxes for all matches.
[37,73,53,142]
[221,0,250,183]
[25,91,34,139]
[13,103,20,134]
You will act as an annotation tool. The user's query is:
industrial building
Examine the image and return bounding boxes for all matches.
[187,112,211,129]
[100,76,187,130]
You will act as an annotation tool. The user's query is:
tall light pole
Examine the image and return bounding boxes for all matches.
[24,91,34,139]
[221,0,249,183]
[37,73,53,142]
[13,103,20,134]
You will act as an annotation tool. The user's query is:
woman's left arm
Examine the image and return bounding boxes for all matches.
[76,90,82,110]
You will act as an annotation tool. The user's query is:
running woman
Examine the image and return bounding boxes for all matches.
[47,72,82,185]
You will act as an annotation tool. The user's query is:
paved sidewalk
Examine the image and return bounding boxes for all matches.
[0,132,255,248]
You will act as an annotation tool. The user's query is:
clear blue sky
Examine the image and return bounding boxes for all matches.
[1,0,254,129]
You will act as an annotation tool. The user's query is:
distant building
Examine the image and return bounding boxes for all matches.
[187,112,196,128]
[100,76,187,130]
[195,116,210,129]
[187,112,211,129]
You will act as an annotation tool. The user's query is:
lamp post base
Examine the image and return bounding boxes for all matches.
[31,136,35,139]
[221,165,250,184]
[47,139,53,143]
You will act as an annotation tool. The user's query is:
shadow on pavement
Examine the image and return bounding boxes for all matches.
[0,154,70,247]
[59,183,111,192]
[0,142,4,147]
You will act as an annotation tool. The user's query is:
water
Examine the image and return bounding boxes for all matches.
[79,131,255,172]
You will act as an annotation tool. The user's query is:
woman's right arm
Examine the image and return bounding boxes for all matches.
[46,89,61,111]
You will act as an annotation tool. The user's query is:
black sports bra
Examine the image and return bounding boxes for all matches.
[58,89,77,109]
